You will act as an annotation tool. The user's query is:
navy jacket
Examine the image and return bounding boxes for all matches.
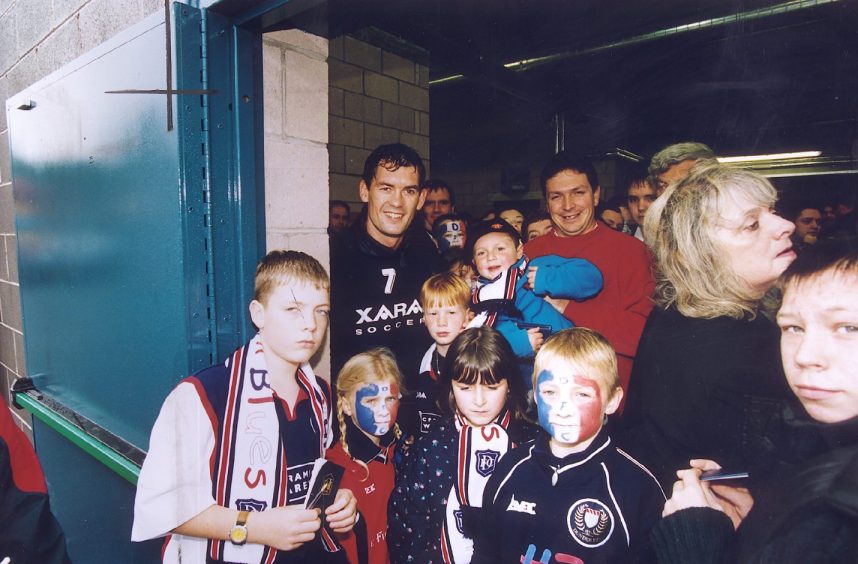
[473,429,665,564]
[388,417,536,564]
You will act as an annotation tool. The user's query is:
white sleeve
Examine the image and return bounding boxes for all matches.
[131,382,218,541]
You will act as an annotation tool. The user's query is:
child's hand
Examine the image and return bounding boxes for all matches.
[325,488,358,533]
[252,506,321,551]
[527,327,544,353]
[526,266,538,289]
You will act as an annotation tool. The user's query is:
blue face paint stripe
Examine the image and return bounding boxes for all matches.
[354,382,382,435]
[536,369,555,438]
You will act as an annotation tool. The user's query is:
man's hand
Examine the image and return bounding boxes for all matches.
[325,488,358,533]
[527,327,545,353]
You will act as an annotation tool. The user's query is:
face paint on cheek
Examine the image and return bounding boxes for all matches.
[537,370,604,445]
[536,370,556,438]
[354,383,385,435]
[387,382,401,427]
[571,375,603,443]
[437,221,465,251]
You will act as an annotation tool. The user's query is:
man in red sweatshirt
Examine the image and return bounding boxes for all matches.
[524,152,655,401]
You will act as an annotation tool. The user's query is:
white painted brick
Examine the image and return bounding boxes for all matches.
[15,0,53,60]
[76,0,159,54]
[265,29,328,59]
[262,41,284,139]
[51,0,88,29]
[263,139,329,231]
[266,230,329,265]
[283,49,327,143]
[1,11,18,74]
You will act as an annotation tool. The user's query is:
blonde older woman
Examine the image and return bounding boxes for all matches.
[621,165,801,490]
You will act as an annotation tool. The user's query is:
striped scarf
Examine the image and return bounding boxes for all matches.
[440,409,514,563]
[208,334,332,563]
[468,256,527,328]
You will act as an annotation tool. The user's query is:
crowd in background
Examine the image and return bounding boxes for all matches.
[4,141,856,564]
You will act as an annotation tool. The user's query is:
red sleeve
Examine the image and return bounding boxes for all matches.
[563,241,654,360]
[0,404,47,494]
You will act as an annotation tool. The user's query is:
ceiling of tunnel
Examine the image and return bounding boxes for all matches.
[252,0,858,170]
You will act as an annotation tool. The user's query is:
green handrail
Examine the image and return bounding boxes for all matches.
[13,383,143,485]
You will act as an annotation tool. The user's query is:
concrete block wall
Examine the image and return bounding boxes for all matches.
[261,29,332,377]
[328,35,430,209]
[1,3,335,423]
[0,0,163,435]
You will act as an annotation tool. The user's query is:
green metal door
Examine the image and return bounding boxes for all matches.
[7,3,262,560]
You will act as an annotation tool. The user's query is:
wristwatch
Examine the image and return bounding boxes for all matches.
[229,510,250,546]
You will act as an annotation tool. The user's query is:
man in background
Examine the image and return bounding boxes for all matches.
[328,200,351,235]
[649,141,716,194]
[421,179,455,232]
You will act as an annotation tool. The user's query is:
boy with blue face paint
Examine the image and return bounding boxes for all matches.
[472,328,665,564]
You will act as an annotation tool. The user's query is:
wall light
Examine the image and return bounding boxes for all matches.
[716,151,822,163]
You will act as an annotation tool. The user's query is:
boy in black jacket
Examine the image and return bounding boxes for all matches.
[473,328,665,564]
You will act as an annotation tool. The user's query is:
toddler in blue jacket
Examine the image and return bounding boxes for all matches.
[467,219,603,360]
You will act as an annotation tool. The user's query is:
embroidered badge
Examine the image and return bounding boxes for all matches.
[454,508,465,534]
[567,498,614,547]
[475,449,500,477]
[236,498,267,512]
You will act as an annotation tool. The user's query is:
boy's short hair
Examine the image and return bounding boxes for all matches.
[419,271,471,310]
[533,328,619,395]
[523,209,551,232]
[253,250,330,304]
[779,237,858,291]
[423,178,455,205]
[329,200,350,213]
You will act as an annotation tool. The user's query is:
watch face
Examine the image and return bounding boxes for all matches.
[230,525,248,545]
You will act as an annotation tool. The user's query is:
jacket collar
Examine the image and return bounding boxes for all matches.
[343,417,396,464]
[532,427,612,478]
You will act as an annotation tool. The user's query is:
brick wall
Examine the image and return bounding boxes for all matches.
[328,34,430,208]
[261,29,332,377]
[0,0,163,437]
[0,3,335,431]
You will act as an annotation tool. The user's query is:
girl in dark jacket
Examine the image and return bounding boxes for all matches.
[387,327,535,564]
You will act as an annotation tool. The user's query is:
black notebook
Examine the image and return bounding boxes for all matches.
[304,458,345,513]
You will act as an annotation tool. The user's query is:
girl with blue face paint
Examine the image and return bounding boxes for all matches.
[327,348,403,564]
